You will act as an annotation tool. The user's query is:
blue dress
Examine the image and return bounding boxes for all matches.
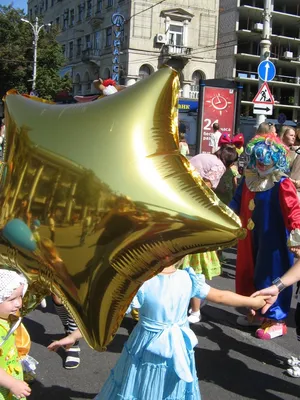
[95,268,210,400]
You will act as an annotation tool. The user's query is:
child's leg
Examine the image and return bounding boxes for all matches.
[52,297,69,333]
[52,296,81,369]
[188,298,201,324]
[64,312,81,369]
[287,287,300,371]
[295,299,300,342]
[287,299,300,367]
[190,297,201,312]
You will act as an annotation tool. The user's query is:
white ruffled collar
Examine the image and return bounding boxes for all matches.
[245,169,288,192]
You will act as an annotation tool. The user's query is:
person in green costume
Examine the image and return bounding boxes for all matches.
[181,134,243,323]
[0,269,31,399]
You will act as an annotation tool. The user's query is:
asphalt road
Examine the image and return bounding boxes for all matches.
[25,245,300,400]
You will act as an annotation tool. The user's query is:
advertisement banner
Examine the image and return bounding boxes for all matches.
[200,87,236,153]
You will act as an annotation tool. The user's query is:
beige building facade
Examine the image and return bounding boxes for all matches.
[27,0,219,98]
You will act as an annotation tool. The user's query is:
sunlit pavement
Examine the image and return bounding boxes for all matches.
[26,243,300,400]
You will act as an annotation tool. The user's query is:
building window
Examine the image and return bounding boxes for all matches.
[87,0,92,17]
[103,67,110,79]
[139,65,152,80]
[106,27,112,47]
[45,0,48,11]
[192,70,204,90]
[70,9,75,26]
[168,24,183,46]
[85,34,91,49]
[78,4,83,22]
[96,0,102,13]
[83,71,91,94]
[107,0,113,7]
[77,38,82,55]
[69,42,73,59]
[94,31,101,50]
[50,0,54,6]
[34,5,38,15]
[29,9,32,19]
[62,44,66,57]
[56,16,60,28]
[191,70,204,98]
[63,10,69,30]
[74,74,82,95]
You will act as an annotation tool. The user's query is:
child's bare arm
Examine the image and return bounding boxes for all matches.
[48,328,82,352]
[207,287,269,310]
[0,368,31,398]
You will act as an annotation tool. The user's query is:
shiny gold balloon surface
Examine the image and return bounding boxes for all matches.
[2,67,245,351]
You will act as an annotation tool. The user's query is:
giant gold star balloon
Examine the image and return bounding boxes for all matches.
[1,66,245,351]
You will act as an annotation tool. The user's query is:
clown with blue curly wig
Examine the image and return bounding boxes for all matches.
[246,134,289,176]
[230,133,300,341]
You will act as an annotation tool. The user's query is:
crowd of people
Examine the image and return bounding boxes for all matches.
[1,121,300,399]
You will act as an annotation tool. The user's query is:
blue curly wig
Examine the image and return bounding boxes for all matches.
[245,134,289,173]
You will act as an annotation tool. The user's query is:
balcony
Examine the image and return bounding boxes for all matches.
[161,44,192,59]
[89,15,104,29]
[236,69,300,87]
[82,48,101,64]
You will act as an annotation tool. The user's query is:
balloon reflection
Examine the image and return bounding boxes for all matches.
[1,67,245,350]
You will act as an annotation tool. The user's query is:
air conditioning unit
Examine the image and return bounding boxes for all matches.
[156,33,167,44]
[283,51,293,59]
[254,23,263,32]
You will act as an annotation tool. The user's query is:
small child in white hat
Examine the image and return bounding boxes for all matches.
[0,269,31,399]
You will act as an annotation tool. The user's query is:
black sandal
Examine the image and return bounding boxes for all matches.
[64,341,80,369]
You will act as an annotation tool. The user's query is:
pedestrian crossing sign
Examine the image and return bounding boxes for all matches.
[252,82,274,105]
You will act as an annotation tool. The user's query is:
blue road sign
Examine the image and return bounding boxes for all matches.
[258,60,276,82]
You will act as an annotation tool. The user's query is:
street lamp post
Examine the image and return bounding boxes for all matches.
[256,0,272,126]
[21,17,51,92]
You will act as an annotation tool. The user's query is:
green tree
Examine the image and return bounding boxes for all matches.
[0,5,72,100]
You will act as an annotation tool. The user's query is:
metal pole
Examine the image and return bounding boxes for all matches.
[256,0,272,126]
[21,17,50,93]
[235,83,243,134]
[32,17,38,91]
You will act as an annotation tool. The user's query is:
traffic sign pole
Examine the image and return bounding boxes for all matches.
[256,0,272,127]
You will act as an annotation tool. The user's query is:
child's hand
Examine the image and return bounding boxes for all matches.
[48,336,75,352]
[9,378,31,398]
[250,286,279,315]
[250,295,270,310]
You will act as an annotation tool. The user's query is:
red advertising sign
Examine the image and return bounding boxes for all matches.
[200,87,236,153]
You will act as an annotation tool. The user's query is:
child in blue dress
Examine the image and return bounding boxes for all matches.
[48,263,268,399]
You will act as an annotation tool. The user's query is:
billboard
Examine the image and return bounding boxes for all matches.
[199,86,237,153]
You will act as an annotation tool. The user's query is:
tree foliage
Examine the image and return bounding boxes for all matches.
[0,5,72,100]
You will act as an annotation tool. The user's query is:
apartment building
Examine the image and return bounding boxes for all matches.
[27,0,219,99]
[217,0,300,122]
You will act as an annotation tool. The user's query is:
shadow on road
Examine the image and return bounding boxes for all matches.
[23,316,66,348]
[106,317,137,353]
[194,320,299,399]
[28,380,97,399]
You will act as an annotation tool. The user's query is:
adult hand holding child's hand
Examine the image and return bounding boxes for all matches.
[250,286,279,315]
[250,295,272,311]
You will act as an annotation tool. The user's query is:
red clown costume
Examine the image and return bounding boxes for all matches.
[230,134,300,340]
